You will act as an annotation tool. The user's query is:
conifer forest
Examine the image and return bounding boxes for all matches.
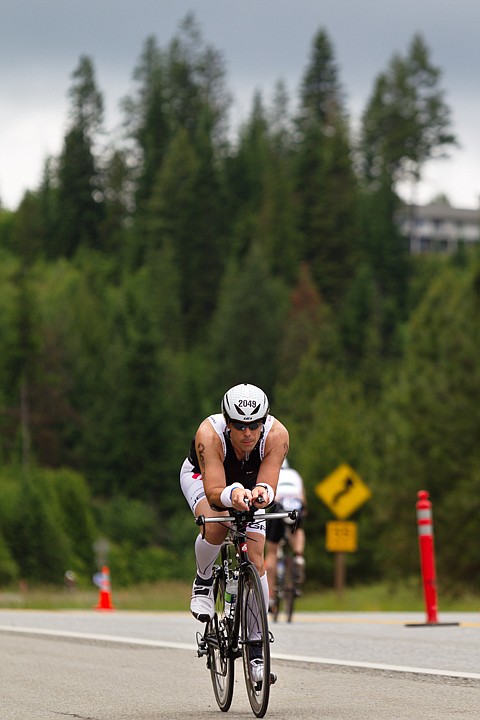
[0,16,478,594]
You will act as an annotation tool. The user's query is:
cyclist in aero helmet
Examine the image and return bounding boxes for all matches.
[221,383,270,423]
[180,383,289,682]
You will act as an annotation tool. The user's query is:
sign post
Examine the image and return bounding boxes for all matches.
[325,520,358,599]
[316,465,371,598]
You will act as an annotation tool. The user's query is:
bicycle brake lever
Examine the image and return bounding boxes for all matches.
[289,509,300,533]
[242,496,259,520]
[195,514,207,539]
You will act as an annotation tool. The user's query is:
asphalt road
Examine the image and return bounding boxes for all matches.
[1,610,480,719]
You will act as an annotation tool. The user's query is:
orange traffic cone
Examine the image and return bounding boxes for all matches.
[94,565,115,611]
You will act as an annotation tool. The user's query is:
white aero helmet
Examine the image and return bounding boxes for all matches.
[222,383,270,423]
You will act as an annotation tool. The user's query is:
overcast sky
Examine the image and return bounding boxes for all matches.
[1,0,479,210]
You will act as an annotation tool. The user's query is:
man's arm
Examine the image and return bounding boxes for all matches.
[252,419,289,505]
[195,420,228,510]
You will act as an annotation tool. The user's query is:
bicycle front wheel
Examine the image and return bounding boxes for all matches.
[208,559,234,712]
[240,564,271,718]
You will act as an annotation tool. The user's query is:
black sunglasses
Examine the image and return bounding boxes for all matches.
[231,420,263,431]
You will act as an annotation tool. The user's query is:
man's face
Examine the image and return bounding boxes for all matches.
[228,420,263,455]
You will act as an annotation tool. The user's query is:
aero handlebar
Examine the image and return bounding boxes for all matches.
[196,508,299,534]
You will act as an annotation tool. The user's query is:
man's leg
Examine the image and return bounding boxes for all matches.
[289,527,306,586]
[190,497,228,622]
[264,540,278,610]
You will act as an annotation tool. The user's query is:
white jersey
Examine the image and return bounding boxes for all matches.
[275,467,304,503]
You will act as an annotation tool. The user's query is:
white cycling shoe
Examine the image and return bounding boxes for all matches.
[190,579,215,622]
[250,657,264,683]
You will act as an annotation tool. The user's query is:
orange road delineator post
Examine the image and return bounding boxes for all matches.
[94,565,115,611]
[405,490,458,628]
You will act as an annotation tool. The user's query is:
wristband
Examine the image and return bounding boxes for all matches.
[220,482,244,508]
[254,483,275,504]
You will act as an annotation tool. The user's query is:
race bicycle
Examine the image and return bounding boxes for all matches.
[195,504,298,718]
[270,498,304,624]
[271,532,303,623]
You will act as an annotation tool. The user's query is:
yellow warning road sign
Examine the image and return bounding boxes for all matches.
[316,464,371,519]
[326,520,358,553]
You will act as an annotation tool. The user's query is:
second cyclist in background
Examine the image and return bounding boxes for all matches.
[265,459,306,613]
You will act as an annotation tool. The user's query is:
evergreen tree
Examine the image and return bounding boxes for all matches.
[277,263,342,383]
[9,191,46,263]
[341,178,411,363]
[122,35,169,210]
[0,529,18,584]
[377,256,480,586]
[226,93,270,223]
[98,149,131,258]
[207,245,289,398]
[224,89,299,281]
[297,28,344,128]
[360,34,456,189]
[11,472,71,583]
[258,83,299,281]
[165,13,230,145]
[339,261,384,393]
[123,14,229,213]
[0,207,15,252]
[123,16,229,336]
[143,126,225,339]
[295,29,359,306]
[50,468,96,572]
[1,261,39,466]
[35,256,119,478]
[52,56,105,257]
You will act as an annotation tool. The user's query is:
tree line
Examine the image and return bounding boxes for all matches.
[1,14,478,594]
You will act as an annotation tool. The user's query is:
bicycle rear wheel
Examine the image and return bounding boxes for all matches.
[240,564,271,718]
[272,589,280,623]
[272,572,283,623]
[207,559,234,711]
[284,556,296,623]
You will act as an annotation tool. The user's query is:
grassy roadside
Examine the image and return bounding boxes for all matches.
[1,581,479,612]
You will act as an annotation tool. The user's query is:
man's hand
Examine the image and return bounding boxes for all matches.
[231,487,252,511]
[252,483,275,507]
[252,485,269,506]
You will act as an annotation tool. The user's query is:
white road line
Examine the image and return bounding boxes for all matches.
[0,625,196,651]
[1,625,479,681]
[271,651,480,680]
